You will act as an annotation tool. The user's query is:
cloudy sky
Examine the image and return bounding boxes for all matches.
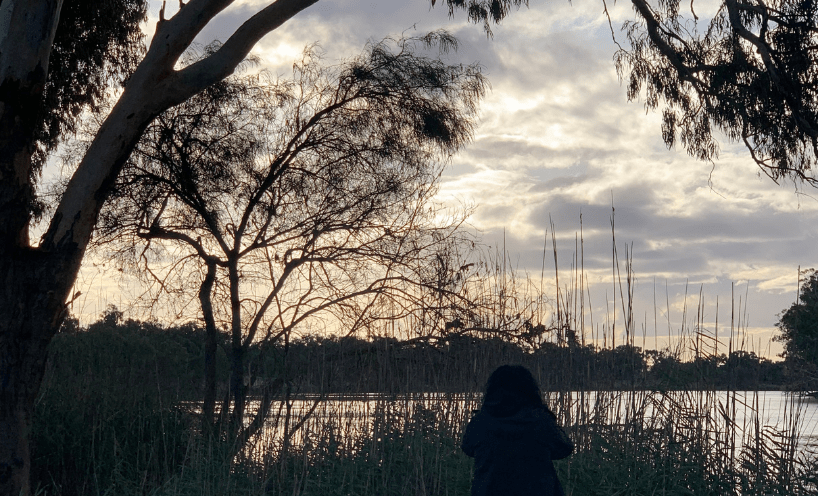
[73,0,818,358]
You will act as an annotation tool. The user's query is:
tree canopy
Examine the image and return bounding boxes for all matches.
[616,0,818,185]
[93,33,487,446]
[42,0,147,156]
[776,268,818,387]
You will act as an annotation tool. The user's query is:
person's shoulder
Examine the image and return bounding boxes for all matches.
[467,408,485,421]
[524,406,564,434]
[523,405,556,420]
[466,409,491,429]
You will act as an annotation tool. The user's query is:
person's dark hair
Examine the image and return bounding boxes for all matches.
[481,365,544,417]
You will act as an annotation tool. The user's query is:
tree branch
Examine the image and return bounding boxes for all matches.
[175,0,320,99]
[629,0,706,88]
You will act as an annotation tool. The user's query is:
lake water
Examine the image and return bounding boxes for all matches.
[253,390,818,461]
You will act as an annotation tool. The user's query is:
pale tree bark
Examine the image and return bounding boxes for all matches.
[0,0,63,247]
[0,1,317,495]
[0,3,66,494]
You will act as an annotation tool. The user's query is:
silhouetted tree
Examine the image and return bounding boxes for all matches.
[95,33,486,451]
[776,269,818,388]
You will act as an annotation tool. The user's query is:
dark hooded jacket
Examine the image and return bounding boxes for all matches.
[461,405,573,496]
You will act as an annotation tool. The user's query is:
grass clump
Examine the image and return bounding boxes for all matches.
[260,391,817,496]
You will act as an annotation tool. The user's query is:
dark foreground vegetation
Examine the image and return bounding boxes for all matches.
[32,312,818,495]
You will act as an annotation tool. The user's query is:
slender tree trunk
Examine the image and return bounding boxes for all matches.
[279,380,293,476]
[228,346,246,441]
[236,377,283,449]
[227,260,246,439]
[199,261,219,434]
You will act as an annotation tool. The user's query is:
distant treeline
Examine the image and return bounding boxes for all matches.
[49,314,800,399]
[285,334,791,393]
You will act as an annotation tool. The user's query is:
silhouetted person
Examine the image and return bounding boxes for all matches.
[462,365,573,496]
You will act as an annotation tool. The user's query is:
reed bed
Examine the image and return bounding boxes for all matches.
[32,222,818,495]
[236,388,816,496]
[33,328,818,496]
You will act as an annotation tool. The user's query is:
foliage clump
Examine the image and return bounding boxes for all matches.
[776,269,818,389]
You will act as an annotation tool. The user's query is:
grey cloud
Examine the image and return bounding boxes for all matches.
[445,160,480,177]
[461,139,607,171]
[529,181,797,238]
[521,186,818,278]
[464,139,557,163]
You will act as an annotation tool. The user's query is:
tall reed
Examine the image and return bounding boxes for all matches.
[32,219,818,495]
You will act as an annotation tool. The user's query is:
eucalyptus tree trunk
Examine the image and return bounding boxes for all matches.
[0,2,66,494]
[0,75,159,496]
[0,257,73,496]
[0,1,329,493]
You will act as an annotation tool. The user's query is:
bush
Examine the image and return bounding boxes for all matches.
[32,318,207,496]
